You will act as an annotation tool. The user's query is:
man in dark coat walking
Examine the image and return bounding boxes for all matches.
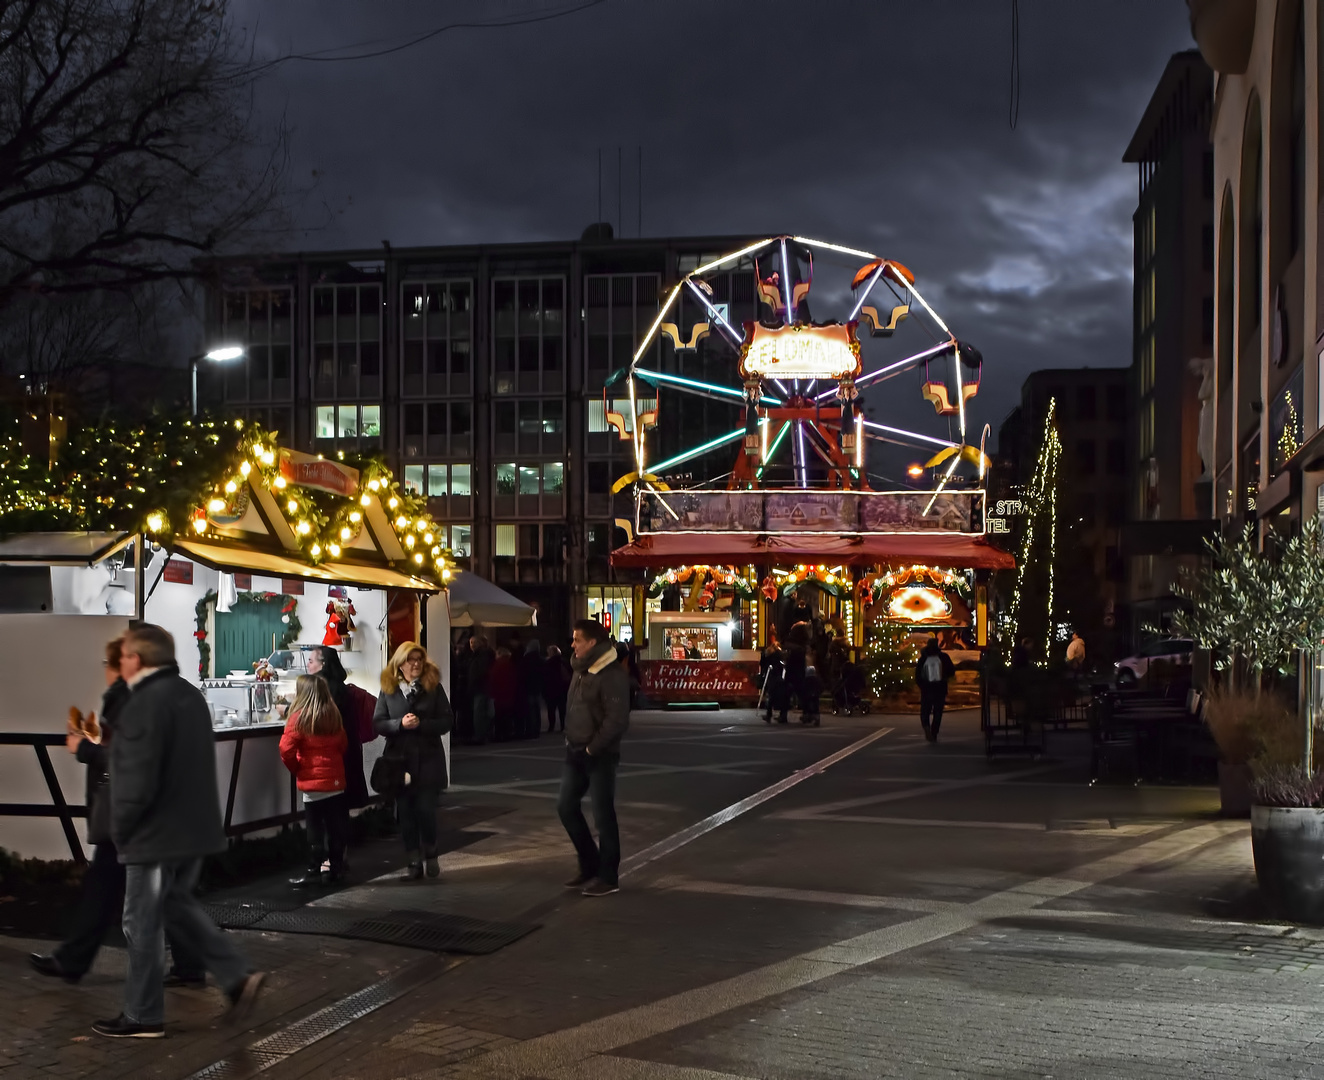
[467,635,495,744]
[914,636,956,743]
[558,619,630,897]
[95,624,263,1039]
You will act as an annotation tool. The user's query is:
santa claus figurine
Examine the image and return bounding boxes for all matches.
[322,598,356,647]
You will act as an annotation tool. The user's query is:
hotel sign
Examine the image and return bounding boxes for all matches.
[738,322,862,381]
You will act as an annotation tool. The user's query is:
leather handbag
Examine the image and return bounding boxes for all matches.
[369,746,407,798]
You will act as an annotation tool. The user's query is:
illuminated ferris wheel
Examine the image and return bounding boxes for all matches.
[605,235,991,501]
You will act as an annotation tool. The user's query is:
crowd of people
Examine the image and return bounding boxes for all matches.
[451,632,577,743]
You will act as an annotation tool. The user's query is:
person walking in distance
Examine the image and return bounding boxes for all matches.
[519,638,545,738]
[374,642,453,880]
[30,636,204,988]
[543,644,571,734]
[467,635,495,745]
[914,636,956,743]
[280,676,349,888]
[95,624,263,1039]
[558,619,630,897]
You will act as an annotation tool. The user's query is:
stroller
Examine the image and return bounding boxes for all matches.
[831,659,871,716]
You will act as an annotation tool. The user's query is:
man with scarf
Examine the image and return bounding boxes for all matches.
[558,618,630,897]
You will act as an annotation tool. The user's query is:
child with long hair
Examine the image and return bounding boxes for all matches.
[279,675,349,887]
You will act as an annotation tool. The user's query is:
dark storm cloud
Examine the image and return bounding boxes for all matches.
[233,0,1193,439]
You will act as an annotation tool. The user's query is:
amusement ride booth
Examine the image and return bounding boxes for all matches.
[607,235,1014,706]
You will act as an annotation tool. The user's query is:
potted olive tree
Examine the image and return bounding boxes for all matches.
[1176,520,1324,920]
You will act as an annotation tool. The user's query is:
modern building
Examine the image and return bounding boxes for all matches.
[1194,0,1321,535]
[994,366,1130,658]
[196,230,765,637]
[1120,49,1217,636]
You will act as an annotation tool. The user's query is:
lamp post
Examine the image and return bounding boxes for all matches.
[190,345,245,417]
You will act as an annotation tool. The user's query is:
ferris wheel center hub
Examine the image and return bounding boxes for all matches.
[738,322,863,381]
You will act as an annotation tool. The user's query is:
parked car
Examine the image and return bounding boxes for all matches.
[1114,638,1194,686]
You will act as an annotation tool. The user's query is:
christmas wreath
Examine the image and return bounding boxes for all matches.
[194,590,301,678]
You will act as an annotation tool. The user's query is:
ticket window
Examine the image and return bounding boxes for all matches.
[662,627,718,660]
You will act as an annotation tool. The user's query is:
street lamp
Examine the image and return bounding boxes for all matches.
[190,346,245,416]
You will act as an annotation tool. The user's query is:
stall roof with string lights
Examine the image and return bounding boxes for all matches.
[608,235,1014,609]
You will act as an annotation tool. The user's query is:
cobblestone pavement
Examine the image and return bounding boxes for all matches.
[4,709,1312,1079]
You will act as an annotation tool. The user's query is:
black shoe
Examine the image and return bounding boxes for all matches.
[225,972,265,1024]
[92,1014,164,1039]
[401,861,423,881]
[581,878,619,897]
[762,713,772,724]
[564,872,594,889]
[423,855,440,878]
[289,872,320,889]
[163,970,206,989]
[29,953,80,983]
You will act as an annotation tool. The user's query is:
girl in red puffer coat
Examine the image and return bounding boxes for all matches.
[280,675,348,888]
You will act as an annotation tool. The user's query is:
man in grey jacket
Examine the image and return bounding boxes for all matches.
[558,619,630,896]
[94,624,264,1039]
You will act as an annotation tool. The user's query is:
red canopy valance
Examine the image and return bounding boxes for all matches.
[610,532,1015,571]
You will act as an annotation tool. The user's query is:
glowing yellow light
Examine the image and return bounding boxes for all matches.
[404,534,415,549]
[297,521,311,535]
[395,515,407,529]
[239,461,251,476]
[310,543,322,557]
[368,479,381,491]
[413,553,424,564]
[224,480,237,494]
[146,513,165,533]
[192,517,207,534]
[328,543,341,556]
[889,586,952,623]
[415,519,426,532]
[431,546,440,556]
[274,476,287,489]
[388,497,399,509]
[287,500,298,514]
[207,498,226,513]
[261,451,275,466]
[907,463,925,478]
[441,567,452,581]
[349,511,361,522]
[339,526,352,541]
[423,532,433,545]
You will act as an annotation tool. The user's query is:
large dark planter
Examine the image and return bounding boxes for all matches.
[1251,806,1324,924]
[1218,760,1251,817]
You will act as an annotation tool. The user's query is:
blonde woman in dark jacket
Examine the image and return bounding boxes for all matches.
[373,641,453,880]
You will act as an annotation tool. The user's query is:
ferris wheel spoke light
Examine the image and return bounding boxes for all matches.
[863,420,956,449]
[905,278,955,339]
[631,282,684,365]
[780,238,795,322]
[648,428,745,475]
[635,367,779,405]
[923,448,964,517]
[692,237,778,277]
[953,343,967,439]
[795,420,809,487]
[684,279,744,348]
[756,421,793,481]
[815,341,955,403]
[846,261,888,323]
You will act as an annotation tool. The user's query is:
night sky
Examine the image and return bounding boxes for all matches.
[233,1,1195,446]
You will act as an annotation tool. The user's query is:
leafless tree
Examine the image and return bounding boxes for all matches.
[0,0,290,308]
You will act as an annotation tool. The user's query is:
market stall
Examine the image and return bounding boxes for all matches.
[0,422,451,861]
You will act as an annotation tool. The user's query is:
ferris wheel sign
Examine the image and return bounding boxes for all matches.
[738,322,862,381]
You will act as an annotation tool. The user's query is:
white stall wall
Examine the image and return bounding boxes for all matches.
[0,613,131,860]
[144,563,221,681]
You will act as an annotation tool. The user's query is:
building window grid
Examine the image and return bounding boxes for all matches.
[401,279,473,398]
[220,287,294,402]
[312,283,382,403]
[313,404,382,446]
[493,399,566,456]
[492,276,565,396]
[403,400,473,460]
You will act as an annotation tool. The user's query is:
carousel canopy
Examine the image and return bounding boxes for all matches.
[611,531,1015,571]
[445,571,535,627]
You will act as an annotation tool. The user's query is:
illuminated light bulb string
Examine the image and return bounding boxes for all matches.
[1005,398,1061,658]
[0,415,452,583]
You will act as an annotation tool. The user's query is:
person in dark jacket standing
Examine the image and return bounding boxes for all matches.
[558,619,630,897]
[543,645,571,733]
[914,636,956,743]
[31,637,204,988]
[307,646,368,809]
[519,638,544,739]
[96,624,263,1039]
[467,635,495,745]
[374,641,453,880]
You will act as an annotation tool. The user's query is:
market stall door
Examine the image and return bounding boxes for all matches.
[214,605,287,677]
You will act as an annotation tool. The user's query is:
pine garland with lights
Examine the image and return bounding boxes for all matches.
[861,621,921,698]
[1005,398,1061,657]
[194,590,301,678]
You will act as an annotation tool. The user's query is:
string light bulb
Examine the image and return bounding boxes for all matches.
[310,543,321,557]
[239,461,251,476]
[224,480,237,494]
[369,479,380,491]
[328,543,341,556]
[388,497,399,509]
[287,500,297,514]
[297,521,311,535]
[207,498,225,513]
[146,512,165,533]
[349,511,361,523]
[360,494,371,507]
[339,526,351,541]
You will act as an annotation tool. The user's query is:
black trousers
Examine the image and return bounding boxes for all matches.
[54,840,204,979]
[397,783,439,858]
[303,793,348,874]
[919,686,947,737]
[557,748,620,886]
[545,695,566,732]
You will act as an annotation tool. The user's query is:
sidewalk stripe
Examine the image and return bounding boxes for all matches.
[618,726,894,878]
[429,821,1242,1080]
[654,877,957,913]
